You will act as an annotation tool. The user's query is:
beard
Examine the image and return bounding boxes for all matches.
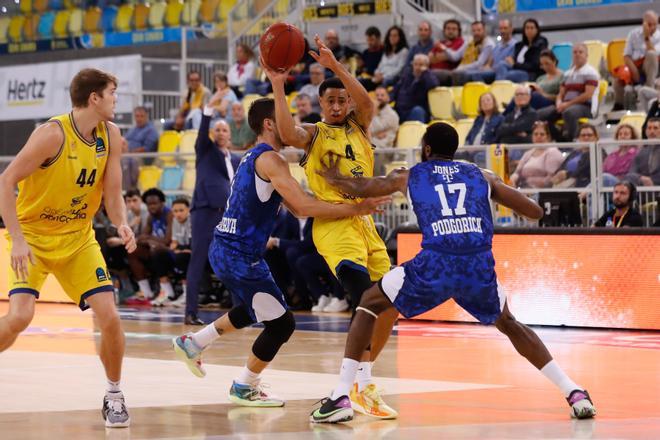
[613,200,628,209]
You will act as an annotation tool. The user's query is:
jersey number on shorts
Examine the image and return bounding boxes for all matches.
[76,168,97,187]
[435,183,467,216]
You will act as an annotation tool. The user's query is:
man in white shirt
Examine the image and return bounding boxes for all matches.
[613,10,660,110]
[298,63,325,114]
[369,86,399,148]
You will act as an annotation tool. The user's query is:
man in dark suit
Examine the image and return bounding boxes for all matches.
[185,91,242,325]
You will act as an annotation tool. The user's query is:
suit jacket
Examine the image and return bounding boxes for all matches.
[496,105,538,144]
[191,113,242,212]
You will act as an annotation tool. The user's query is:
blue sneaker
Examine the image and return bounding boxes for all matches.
[310,395,354,423]
[228,381,284,407]
[172,333,206,378]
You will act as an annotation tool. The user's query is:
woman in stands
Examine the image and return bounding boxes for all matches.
[495,18,548,83]
[361,26,409,91]
[227,43,256,98]
[209,72,239,122]
[465,92,504,146]
[505,49,563,113]
[602,124,639,184]
[510,121,563,188]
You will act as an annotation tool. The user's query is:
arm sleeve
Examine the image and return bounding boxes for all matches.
[144,127,160,152]
[195,107,214,154]
[445,40,467,63]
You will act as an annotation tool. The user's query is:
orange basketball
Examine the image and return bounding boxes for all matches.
[259,22,306,71]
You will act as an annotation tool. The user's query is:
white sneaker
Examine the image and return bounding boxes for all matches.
[170,294,186,308]
[311,295,331,312]
[323,297,349,313]
[151,294,168,307]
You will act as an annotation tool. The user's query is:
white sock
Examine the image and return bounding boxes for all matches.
[182,283,187,296]
[106,380,121,394]
[235,366,260,386]
[356,361,373,392]
[137,279,153,299]
[161,281,175,299]
[541,360,581,397]
[192,323,220,349]
[330,358,360,400]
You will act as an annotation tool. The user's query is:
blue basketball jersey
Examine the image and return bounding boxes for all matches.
[214,143,283,257]
[408,160,494,254]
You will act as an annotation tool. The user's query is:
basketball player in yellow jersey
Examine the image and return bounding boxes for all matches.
[265,35,399,419]
[0,68,136,428]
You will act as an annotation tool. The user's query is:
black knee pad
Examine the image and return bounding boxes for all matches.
[228,306,254,330]
[337,265,373,306]
[252,310,296,362]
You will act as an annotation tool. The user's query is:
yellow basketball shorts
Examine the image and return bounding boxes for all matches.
[6,228,113,310]
[312,215,391,282]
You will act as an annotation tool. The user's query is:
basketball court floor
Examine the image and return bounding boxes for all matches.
[1,302,659,439]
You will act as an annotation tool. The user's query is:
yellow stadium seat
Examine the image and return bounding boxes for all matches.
[115,4,133,32]
[83,7,102,34]
[461,82,489,118]
[287,91,299,114]
[0,16,10,44]
[619,112,647,135]
[148,1,167,29]
[200,0,220,23]
[182,164,196,191]
[584,40,604,72]
[8,16,25,43]
[242,94,262,116]
[383,160,409,204]
[216,0,235,23]
[428,87,454,121]
[164,0,184,27]
[489,80,515,111]
[53,9,70,38]
[22,14,39,41]
[455,118,475,146]
[67,8,84,36]
[34,0,49,13]
[138,166,164,192]
[158,130,181,166]
[134,3,150,30]
[20,0,33,14]
[607,39,626,75]
[179,129,198,164]
[181,0,201,26]
[451,86,463,110]
[396,121,427,149]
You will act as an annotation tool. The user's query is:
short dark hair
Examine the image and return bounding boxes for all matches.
[443,19,462,37]
[319,77,345,97]
[471,20,485,28]
[142,188,165,203]
[365,26,381,38]
[172,197,190,208]
[539,49,558,65]
[248,98,275,136]
[296,93,312,102]
[70,68,117,108]
[423,122,459,158]
[614,180,636,205]
[187,70,201,80]
[648,117,660,125]
[134,106,148,114]
[125,189,141,199]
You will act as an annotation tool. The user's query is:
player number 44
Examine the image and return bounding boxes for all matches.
[76,168,97,187]
[435,183,467,216]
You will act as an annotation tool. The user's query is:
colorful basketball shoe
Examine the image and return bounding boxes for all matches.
[567,389,596,419]
[349,383,398,419]
[172,333,206,378]
[310,395,354,423]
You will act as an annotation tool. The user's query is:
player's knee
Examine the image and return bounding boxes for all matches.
[359,292,391,317]
[8,309,33,334]
[337,265,372,305]
[97,310,122,334]
[495,312,518,335]
[264,310,296,343]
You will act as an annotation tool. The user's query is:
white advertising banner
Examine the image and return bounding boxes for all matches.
[0,54,142,121]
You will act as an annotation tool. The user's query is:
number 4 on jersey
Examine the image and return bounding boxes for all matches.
[76,168,97,187]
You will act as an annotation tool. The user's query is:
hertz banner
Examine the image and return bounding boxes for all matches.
[0,55,141,122]
[398,232,660,330]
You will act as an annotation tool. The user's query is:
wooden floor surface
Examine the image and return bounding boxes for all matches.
[0,302,659,439]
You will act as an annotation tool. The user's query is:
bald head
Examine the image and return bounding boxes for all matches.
[572,43,588,67]
[325,29,339,49]
[418,21,432,43]
[514,85,531,108]
[231,101,245,122]
[643,10,658,35]
[212,120,231,147]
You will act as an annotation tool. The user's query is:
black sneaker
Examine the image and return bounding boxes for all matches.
[102,392,130,428]
[310,395,354,423]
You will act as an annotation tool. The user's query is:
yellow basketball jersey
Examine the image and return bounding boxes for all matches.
[16,112,110,236]
[302,115,374,204]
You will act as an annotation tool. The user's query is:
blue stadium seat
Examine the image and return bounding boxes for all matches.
[38,10,55,39]
[49,0,64,10]
[100,6,117,33]
[159,166,184,191]
[552,43,573,71]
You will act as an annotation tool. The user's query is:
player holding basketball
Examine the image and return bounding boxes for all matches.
[267,35,399,419]
[172,98,388,407]
[311,122,597,422]
[0,69,136,427]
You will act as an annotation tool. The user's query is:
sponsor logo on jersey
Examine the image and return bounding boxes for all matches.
[39,205,88,223]
[96,267,107,282]
[96,138,106,157]
[71,195,85,207]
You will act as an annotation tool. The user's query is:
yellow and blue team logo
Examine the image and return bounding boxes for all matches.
[96,267,108,282]
[96,138,106,157]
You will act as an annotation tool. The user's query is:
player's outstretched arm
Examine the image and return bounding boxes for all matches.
[261,57,316,150]
[256,151,390,219]
[317,153,408,198]
[103,122,136,253]
[482,169,543,220]
[309,35,375,130]
[0,122,62,279]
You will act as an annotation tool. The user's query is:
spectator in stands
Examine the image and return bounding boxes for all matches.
[496,85,538,145]
[612,10,660,111]
[495,18,548,82]
[467,19,517,84]
[168,198,192,307]
[510,121,563,188]
[366,26,409,90]
[537,43,600,142]
[228,102,257,150]
[370,86,399,148]
[430,19,466,77]
[594,181,643,227]
[126,188,175,306]
[603,123,639,183]
[228,43,256,97]
[179,70,211,129]
[551,124,599,188]
[359,26,384,76]
[209,71,239,121]
[171,112,186,132]
[298,63,325,114]
[528,50,564,110]
[465,92,504,146]
[324,29,357,64]
[125,189,149,236]
[406,21,434,65]
[293,94,321,124]
[185,91,242,325]
[447,21,496,86]
[392,54,438,123]
[626,117,660,186]
[125,106,159,153]
[641,79,660,137]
